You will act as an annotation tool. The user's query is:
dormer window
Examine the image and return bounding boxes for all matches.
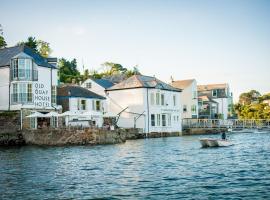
[11,58,34,81]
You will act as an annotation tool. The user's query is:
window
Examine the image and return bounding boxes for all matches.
[51,117,58,128]
[157,114,161,126]
[168,114,171,126]
[92,100,95,110]
[30,117,36,129]
[11,58,33,81]
[151,114,155,126]
[27,84,32,102]
[12,83,18,103]
[81,99,86,110]
[183,105,187,112]
[191,105,197,114]
[86,82,92,89]
[51,86,57,105]
[212,89,217,97]
[12,59,18,79]
[12,83,32,104]
[156,93,160,105]
[96,100,101,111]
[162,114,166,127]
[150,93,155,105]
[173,95,176,106]
[161,94,165,105]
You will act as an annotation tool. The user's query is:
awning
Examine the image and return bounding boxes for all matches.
[26,112,45,118]
[44,111,59,117]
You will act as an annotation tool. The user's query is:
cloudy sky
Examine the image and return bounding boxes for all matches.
[1,0,270,101]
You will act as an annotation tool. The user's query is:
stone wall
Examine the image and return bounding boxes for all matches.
[0,111,21,134]
[182,128,227,135]
[22,128,143,146]
[147,132,182,138]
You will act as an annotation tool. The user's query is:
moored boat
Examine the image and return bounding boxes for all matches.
[200,138,233,148]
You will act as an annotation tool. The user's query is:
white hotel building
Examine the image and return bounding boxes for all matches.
[0,45,61,128]
[105,75,182,134]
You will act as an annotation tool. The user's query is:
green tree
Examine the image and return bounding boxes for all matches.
[0,35,7,48]
[58,58,81,83]
[239,90,261,105]
[18,36,52,58]
[37,40,52,58]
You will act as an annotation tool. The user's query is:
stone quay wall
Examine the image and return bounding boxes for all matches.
[182,128,227,135]
[22,128,144,146]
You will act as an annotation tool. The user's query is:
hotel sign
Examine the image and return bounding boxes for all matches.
[34,83,51,107]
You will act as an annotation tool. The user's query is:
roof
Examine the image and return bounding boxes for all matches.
[197,83,228,91]
[93,78,114,89]
[171,79,195,89]
[0,45,56,68]
[57,85,106,99]
[106,75,181,92]
[198,95,218,104]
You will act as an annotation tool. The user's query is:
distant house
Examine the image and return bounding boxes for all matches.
[171,79,198,119]
[197,83,233,119]
[81,78,114,113]
[105,75,182,134]
[81,78,114,97]
[0,45,61,129]
[198,95,219,119]
[57,85,106,127]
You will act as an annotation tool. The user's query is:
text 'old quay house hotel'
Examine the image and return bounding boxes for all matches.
[0,45,61,128]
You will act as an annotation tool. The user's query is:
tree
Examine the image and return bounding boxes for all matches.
[0,24,7,48]
[239,90,261,105]
[0,36,7,48]
[37,40,52,58]
[58,58,81,83]
[18,36,52,58]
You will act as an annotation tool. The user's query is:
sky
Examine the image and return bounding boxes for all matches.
[1,0,270,101]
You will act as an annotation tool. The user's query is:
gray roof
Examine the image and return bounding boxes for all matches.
[0,45,56,68]
[106,75,181,92]
[57,85,106,99]
[93,78,114,89]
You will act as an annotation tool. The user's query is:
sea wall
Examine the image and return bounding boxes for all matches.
[22,128,144,146]
[182,128,227,135]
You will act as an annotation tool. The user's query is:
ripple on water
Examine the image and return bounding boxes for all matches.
[0,132,270,199]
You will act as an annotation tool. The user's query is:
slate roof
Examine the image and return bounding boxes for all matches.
[0,45,56,68]
[106,75,181,92]
[171,79,195,89]
[57,85,106,99]
[93,78,114,89]
[197,84,228,91]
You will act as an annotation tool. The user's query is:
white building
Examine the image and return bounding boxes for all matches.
[197,84,233,119]
[171,79,198,119]
[57,85,106,127]
[81,78,114,113]
[0,45,61,128]
[106,75,182,134]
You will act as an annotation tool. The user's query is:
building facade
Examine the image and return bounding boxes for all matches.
[81,78,114,113]
[57,85,105,127]
[197,84,233,119]
[171,79,198,119]
[0,45,61,128]
[106,75,182,134]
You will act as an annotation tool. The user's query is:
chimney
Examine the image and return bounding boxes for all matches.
[47,57,58,67]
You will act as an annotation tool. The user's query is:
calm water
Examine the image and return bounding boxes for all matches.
[1,132,270,200]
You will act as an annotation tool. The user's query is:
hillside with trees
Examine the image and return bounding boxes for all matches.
[234,90,270,119]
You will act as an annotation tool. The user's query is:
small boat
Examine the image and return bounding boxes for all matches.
[199,138,233,148]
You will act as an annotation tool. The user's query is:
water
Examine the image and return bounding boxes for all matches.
[1,132,270,200]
